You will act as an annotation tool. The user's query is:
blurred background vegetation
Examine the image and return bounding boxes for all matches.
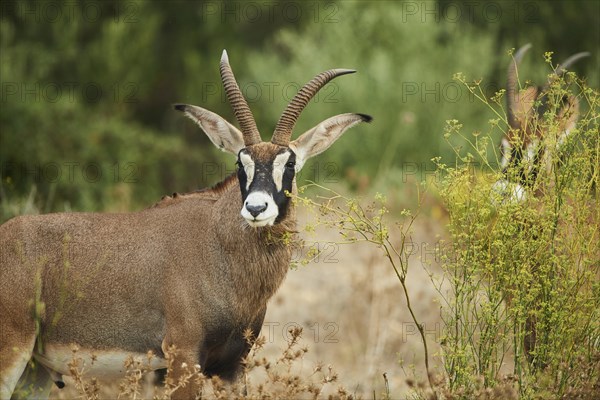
[1,0,598,220]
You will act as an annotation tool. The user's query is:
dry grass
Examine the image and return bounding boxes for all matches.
[55,323,354,399]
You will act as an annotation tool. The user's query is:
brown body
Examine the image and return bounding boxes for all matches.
[0,174,291,397]
[0,51,371,399]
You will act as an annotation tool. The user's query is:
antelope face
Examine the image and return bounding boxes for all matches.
[237,144,296,227]
[494,44,588,206]
[175,50,371,228]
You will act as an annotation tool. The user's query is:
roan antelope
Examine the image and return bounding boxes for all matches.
[494,44,589,365]
[493,43,589,202]
[0,50,371,399]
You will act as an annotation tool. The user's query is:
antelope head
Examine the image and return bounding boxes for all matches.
[175,51,371,227]
[493,44,589,203]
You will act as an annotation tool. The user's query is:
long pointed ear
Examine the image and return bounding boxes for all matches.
[174,104,245,154]
[289,113,372,170]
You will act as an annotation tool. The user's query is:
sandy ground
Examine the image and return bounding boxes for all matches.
[257,208,447,398]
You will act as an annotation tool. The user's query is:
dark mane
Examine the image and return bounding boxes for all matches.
[150,173,238,208]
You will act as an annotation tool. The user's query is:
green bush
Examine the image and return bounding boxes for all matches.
[434,63,599,398]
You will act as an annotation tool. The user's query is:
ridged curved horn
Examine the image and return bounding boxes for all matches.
[555,52,590,76]
[220,50,261,146]
[534,51,590,118]
[271,69,356,146]
[507,43,532,129]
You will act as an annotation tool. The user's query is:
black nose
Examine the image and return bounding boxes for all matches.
[246,203,267,218]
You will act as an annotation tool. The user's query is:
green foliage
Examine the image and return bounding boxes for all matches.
[434,65,599,398]
[0,0,312,220]
[2,1,597,220]
[245,1,496,182]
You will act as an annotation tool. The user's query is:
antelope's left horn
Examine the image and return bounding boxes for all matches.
[271,69,356,146]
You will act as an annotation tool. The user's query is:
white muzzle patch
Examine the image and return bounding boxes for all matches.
[241,191,278,227]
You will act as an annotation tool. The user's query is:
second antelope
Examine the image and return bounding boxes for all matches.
[494,43,589,201]
[0,50,371,399]
[494,44,589,365]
